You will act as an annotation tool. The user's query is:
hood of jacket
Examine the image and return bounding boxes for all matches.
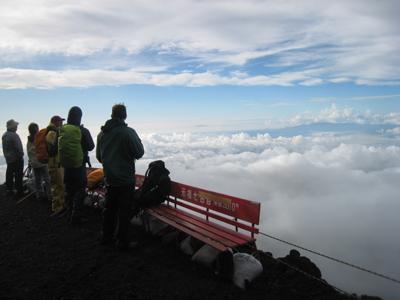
[67,106,82,126]
[101,118,127,133]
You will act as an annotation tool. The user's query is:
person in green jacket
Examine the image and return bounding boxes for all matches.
[97,103,144,250]
[60,106,94,225]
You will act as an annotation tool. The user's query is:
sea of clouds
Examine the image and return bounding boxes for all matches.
[1,129,400,299]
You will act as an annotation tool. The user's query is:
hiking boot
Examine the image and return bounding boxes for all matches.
[116,241,139,251]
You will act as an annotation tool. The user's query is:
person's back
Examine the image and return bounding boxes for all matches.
[2,119,25,196]
[26,122,52,201]
[97,103,144,250]
[97,118,144,186]
[2,125,24,165]
[61,106,94,225]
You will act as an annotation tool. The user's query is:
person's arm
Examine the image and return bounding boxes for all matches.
[128,129,144,160]
[96,132,103,163]
[81,126,95,152]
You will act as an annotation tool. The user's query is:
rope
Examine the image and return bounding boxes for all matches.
[243,242,350,296]
[259,231,400,285]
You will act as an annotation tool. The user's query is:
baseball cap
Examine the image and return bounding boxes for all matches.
[50,115,65,124]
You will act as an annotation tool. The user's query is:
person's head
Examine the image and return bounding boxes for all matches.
[67,106,82,126]
[28,123,39,137]
[6,119,19,132]
[111,103,127,120]
[50,115,65,128]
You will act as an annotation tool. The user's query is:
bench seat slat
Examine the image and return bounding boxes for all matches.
[148,208,239,248]
[153,204,254,246]
[147,209,228,252]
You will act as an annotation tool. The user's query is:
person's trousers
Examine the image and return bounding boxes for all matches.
[33,165,52,200]
[102,185,135,244]
[64,166,86,219]
[49,167,65,213]
[6,158,24,193]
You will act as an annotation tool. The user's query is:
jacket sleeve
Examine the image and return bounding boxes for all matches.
[96,132,103,163]
[128,129,144,160]
[81,126,95,152]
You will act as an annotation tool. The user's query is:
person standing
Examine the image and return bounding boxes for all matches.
[59,106,94,225]
[2,119,25,197]
[97,104,144,250]
[46,115,66,215]
[26,123,52,201]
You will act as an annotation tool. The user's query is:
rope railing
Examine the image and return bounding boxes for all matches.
[258,231,400,286]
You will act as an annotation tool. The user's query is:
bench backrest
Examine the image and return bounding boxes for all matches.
[135,174,261,237]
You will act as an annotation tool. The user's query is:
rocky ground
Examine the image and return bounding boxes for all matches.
[0,185,383,300]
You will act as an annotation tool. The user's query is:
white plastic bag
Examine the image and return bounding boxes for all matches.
[180,236,195,255]
[232,253,263,290]
[191,244,220,268]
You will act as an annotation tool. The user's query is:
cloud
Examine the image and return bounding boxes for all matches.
[286,104,400,127]
[1,0,400,88]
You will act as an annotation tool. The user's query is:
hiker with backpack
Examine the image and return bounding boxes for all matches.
[59,106,94,225]
[2,119,26,197]
[45,115,66,215]
[96,104,144,250]
[27,123,51,201]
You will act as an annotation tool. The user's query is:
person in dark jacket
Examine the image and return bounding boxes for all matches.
[63,106,95,225]
[97,103,144,250]
[2,119,26,197]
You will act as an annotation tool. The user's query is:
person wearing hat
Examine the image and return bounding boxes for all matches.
[46,115,66,215]
[2,119,25,196]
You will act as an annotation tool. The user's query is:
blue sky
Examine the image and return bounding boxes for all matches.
[0,0,399,135]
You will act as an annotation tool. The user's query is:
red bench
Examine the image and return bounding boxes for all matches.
[135,175,261,252]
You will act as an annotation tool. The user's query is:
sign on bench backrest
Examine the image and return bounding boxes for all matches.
[135,174,260,225]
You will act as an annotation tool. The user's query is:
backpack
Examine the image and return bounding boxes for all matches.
[87,168,105,189]
[59,124,83,168]
[34,128,50,163]
[135,160,171,209]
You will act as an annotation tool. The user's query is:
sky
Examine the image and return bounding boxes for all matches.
[1,1,400,299]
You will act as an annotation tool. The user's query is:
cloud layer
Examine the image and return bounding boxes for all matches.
[1,128,399,298]
[1,0,400,88]
[132,131,400,299]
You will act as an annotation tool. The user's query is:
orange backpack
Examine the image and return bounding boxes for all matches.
[34,128,49,163]
[87,168,104,189]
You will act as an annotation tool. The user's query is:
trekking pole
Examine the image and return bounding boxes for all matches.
[16,191,35,204]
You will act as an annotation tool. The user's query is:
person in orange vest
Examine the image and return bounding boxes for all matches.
[46,115,66,216]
